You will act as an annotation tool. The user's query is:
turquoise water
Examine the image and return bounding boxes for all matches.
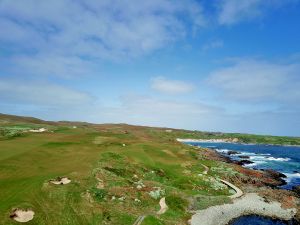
[186,142,300,189]
[230,215,291,225]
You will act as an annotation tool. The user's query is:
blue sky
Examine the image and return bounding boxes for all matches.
[0,0,300,136]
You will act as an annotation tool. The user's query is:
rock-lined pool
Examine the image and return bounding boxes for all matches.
[230,215,293,225]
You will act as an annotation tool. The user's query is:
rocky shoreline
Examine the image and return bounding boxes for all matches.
[190,145,300,224]
[191,193,296,225]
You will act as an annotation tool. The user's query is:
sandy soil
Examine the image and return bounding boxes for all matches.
[10,209,34,223]
[176,138,239,143]
[157,197,168,215]
[190,193,296,225]
[50,177,71,185]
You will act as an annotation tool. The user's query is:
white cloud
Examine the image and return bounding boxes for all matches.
[0,0,205,60]
[0,79,94,106]
[207,58,300,104]
[217,0,298,25]
[0,0,206,79]
[151,77,195,94]
[218,0,262,25]
[10,54,97,78]
[94,94,224,129]
[121,94,218,114]
[202,39,224,51]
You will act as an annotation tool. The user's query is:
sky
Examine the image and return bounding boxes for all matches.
[0,0,300,136]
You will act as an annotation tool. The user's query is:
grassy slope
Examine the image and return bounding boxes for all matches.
[0,114,298,224]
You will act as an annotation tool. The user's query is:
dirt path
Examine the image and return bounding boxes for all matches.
[199,163,209,175]
[133,197,169,225]
[220,179,243,199]
[199,162,242,198]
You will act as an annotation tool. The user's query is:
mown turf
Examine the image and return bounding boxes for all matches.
[0,117,241,225]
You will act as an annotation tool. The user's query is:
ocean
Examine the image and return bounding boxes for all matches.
[186,142,300,189]
[185,141,300,225]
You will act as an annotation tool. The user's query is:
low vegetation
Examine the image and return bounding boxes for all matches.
[149,128,300,146]
[1,113,291,224]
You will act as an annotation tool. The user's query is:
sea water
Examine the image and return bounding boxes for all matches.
[230,215,291,225]
[186,142,300,189]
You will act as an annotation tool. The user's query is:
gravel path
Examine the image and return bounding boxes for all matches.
[190,193,296,225]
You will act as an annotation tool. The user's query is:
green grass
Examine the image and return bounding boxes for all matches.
[0,117,244,225]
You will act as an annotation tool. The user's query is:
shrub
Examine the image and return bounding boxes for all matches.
[165,195,188,211]
[89,187,107,202]
[149,188,165,200]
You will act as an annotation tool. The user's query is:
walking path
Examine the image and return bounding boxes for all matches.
[200,163,209,175]
[133,197,169,225]
[191,163,295,225]
[220,179,243,199]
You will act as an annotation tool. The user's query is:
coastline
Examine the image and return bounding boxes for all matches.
[178,139,300,224]
[190,193,296,225]
[176,138,300,147]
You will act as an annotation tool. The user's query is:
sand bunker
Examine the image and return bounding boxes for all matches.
[50,177,71,185]
[10,209,34,223]
[157,197,168,215]
[29,128,47,133]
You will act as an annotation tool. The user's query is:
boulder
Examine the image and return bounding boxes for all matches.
[238,155,250,159]
[239,160,255,165]
[227,150,240,155]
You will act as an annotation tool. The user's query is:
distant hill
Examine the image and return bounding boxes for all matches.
[0,113,299,146]
[0,113,54,125]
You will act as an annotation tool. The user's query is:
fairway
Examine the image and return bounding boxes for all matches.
[0,118,234,225]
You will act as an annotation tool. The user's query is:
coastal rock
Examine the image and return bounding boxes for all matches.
[292,185,300,197]
[227,151,240,155]
[263,169,287,179]
[262,169,287,186]
[238,155,250,159]
[236,160,254,165]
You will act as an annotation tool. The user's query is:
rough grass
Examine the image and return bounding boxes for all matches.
[0,118,240,225]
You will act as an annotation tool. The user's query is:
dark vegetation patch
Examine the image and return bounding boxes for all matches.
[89,187,107,202]
[143,215,165,225]
[103,167,129,177]
[166,194,188,212]
[191,195,230,210]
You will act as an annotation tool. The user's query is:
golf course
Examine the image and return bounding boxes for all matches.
[0,113,299,224]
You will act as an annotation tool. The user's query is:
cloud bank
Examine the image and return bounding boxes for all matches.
[151,77,195,94]
[207,58,300,105]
